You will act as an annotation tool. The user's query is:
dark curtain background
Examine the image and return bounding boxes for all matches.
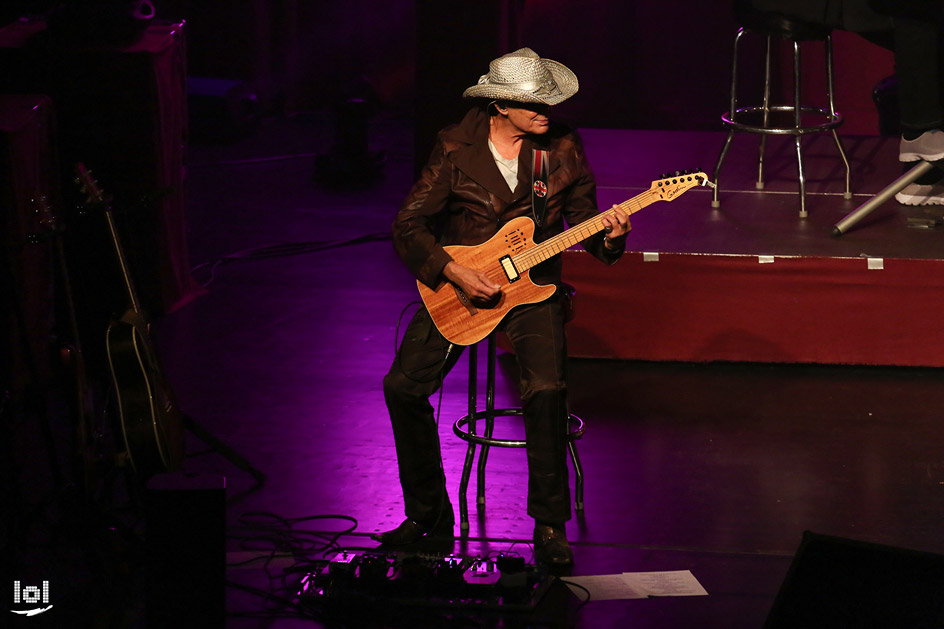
[0,1,894,149]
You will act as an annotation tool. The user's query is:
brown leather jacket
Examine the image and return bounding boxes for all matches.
[393,106,622,289]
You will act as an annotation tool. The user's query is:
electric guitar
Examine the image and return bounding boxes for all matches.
[418,171,712,346]
[76,163,184,479]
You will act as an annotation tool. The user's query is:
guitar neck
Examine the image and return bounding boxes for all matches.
[103,207,144,316]
[512,188,658,272]
[78,163,146,318]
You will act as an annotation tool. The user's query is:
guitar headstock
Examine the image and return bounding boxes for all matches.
[75,162,109,208]
[649,170,714,201]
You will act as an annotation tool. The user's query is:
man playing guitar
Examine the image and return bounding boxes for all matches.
[373,48,630,568]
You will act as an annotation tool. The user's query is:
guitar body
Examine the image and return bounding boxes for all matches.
[418,216,557,346]
[106,313,184,477]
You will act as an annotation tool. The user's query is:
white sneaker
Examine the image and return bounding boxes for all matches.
[895,182,944,205]
[900,130,944,162]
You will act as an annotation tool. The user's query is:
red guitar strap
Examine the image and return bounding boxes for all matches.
[531,149,549,228]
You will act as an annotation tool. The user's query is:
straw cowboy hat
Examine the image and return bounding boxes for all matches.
[462,47,578,106]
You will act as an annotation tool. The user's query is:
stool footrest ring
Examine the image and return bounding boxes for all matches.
[453,410,585,448]
[722,105,843,135]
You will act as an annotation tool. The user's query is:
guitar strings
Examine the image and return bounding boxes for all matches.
[513,189,659,271]
[513,172,705,271]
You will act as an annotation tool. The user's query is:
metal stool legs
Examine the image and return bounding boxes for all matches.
[822,35,853,203]
[712,27,852,217]
[453,334,585,532]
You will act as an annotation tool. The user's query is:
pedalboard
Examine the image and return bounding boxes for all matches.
[296,550,552,612]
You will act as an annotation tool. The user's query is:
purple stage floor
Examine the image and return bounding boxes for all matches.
[9,114,944,627]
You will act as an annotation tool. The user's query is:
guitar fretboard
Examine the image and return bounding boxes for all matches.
[512,188,659,271]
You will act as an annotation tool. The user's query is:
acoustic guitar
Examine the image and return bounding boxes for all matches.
[418,171,712,346]
[76,163,183,479]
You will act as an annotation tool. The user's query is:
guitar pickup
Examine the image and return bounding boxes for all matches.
[499,255,519,283]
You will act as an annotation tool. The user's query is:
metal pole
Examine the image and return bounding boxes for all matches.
[832,161,937,236]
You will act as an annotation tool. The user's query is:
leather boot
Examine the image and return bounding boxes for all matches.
[371,504,455,546]
[533,522,574,567]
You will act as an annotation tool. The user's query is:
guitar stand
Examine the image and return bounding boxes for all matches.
[182,413,267,485]
[832,160,942,236]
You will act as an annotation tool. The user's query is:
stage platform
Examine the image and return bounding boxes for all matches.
[565,129,944,366]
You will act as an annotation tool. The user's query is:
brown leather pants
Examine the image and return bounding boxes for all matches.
[383,293,571,525]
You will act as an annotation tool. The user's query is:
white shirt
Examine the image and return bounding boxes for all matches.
[488,138,519,193]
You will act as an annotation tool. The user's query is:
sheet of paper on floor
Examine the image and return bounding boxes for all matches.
[563,570,708,601]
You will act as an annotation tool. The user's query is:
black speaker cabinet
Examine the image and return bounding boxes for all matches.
[0,18,202,317]
[765,531,944,628]
[146,471,226,628]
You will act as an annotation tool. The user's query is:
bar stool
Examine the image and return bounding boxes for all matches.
[452,332,586,532]
[711,0,853,218]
